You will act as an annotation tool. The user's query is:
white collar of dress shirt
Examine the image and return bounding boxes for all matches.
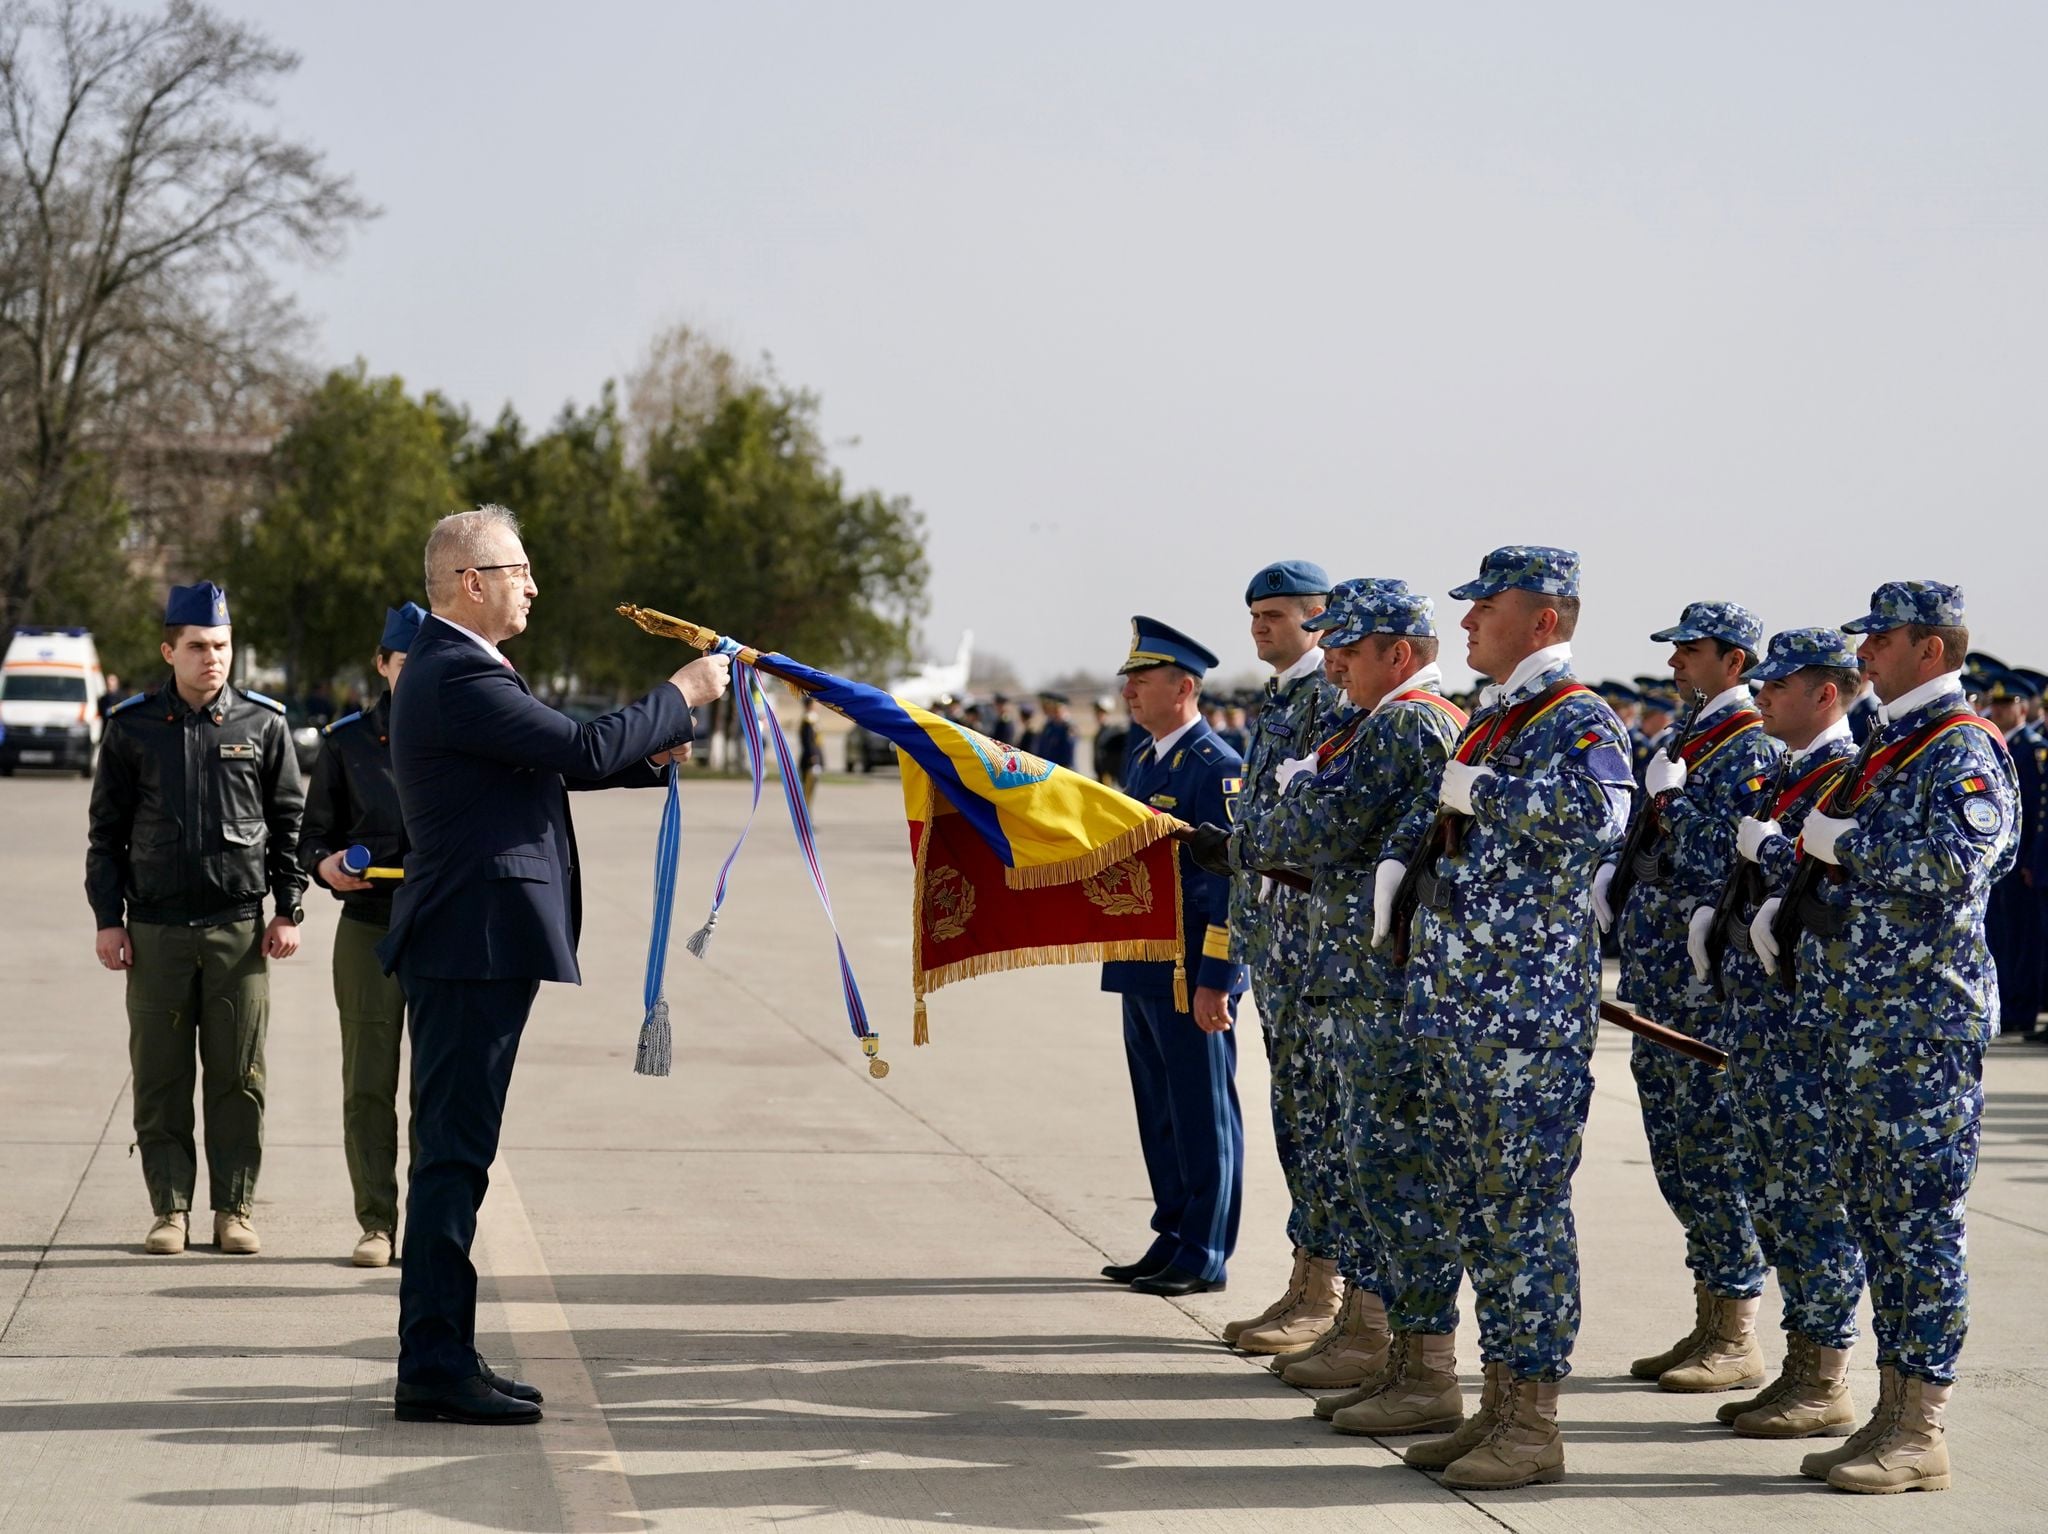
[1273,646,1325,690]
[1702,684,1752,719]
[1790,715,1854,763]
[430,611,511,668]
[1375,662,1445,715]
[1480,642,1573,709]
[1148,716,1200,758]
[1877,668,1965,726]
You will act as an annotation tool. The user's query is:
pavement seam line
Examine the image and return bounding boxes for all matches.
[0,1070,130,1346]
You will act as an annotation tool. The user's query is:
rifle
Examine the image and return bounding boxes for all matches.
[1767,719,1888,985]
[1702,753,1791,998]
[1604,687,1708,920]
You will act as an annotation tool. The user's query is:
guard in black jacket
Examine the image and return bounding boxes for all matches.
[299,602,424,1269]
[86,582,305,1257]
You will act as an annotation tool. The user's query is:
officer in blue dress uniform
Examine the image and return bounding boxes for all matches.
[1032,691,1075,768]
[1099,616,1249,1297]
[1980,668,2043,1036]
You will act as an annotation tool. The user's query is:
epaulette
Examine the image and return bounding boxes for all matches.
[241,689,287,715]
[1192,736,1229,763]
[108,692,149,716]
[322,710,364,736]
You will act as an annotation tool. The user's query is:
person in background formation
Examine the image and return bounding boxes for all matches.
[86,582,306,1257]
[798,696,823,805]
[299,602,424,1269]
[1091,696,1128,786]
[1032,691,1075,768]
[1978,668,2041,1037]
[1218,702,1251,756]
[1098,616,1248,1298]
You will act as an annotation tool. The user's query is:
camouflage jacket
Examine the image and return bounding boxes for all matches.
[1227,657,1343,990]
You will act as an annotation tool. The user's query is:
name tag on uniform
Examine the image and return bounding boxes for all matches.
[1150,793,1178,809]
[219,743,256,760]
[1498,753,1525,769]
[1267,722,1293,740]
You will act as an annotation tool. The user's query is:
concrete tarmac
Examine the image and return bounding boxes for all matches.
[3,772,2045,1531]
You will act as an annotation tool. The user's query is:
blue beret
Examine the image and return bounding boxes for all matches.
[380,601,426,653]
[1744,626,1862,683]
[1120,615,1221,678]
[1649,600,1765,654]
[164,581,230,628]
[1842,580,1965,633]
[1245,559,1333,606]
[1448,545,1580,601]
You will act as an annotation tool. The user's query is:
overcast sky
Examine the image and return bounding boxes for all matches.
[230,1,2047,690]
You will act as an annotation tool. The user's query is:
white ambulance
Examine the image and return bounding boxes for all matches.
[1,627,108,776]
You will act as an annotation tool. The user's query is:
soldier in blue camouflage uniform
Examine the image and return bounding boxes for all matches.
[1210,562,1349,1355]
[1189,582,1463,1400]
[1594,602,1781,1394]
[1366,547,1633,1489]
[1702,628,1866,1439]
[1752,582,2018,1494]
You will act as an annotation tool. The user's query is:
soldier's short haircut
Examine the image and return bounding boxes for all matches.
[1512,589,1579,639]
[1370,632,1440,665]
[1906,623,1969,670]
[1802,664,1860,705]
[424,505,522,605]
[1709,638,1754,672]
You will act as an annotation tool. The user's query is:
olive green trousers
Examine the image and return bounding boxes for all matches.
[333,913,412,1234]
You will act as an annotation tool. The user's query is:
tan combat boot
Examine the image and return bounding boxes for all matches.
[1312,1350,1400,1423]
[1332,1331,1463,1436]
[1734,1341,1856,1439]
[1828,1375,1951,1493]
[1442,1376,1565,1489]
[1718,1332,1804,1424]
[1237,1255,1341,1356]
[1406,1361,1510,1471]
[1223,1246,1308,1346]
[144,1212,187,1256]
[1631,1280,1711,1379]
[214,1210,260,1255]
[352,1230,393,1268]
[1659,1293,1766,1392]
[1802,1364,1898,1480]
[1283,1287,1390,1390]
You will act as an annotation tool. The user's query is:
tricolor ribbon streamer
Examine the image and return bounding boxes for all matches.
[635,761,683,1076]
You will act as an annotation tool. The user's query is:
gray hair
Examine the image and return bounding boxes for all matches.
[424,505,521,605]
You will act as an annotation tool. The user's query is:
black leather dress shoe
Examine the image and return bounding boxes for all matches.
[1101,1257,1161,1283]
[477,1352,544,1404]
[394,1373,543,1425]
[1129,1265,1226,1297]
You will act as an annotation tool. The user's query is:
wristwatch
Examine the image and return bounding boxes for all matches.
[284,903,305,924]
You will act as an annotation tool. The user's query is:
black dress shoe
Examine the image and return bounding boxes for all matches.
[1129,1265,1225,1297]
[1101,1256,1165,1283]
[477,1352,544,1404]
[394,1373,543,1425]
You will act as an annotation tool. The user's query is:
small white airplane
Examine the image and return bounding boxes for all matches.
[889,631,973,707]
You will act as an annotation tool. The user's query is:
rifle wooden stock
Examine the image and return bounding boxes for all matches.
[1600,1000,1727,1070]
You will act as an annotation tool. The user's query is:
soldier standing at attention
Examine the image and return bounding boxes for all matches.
[86,582,306,1255]
[1595,602,1780,1395]
[1754,582,2017,1494]
[1372,547,1634,1489]
[1032,692,1075,769]
[1980,670,2042,1034]
[298,603,424,1268]
[1090,697,1128,786]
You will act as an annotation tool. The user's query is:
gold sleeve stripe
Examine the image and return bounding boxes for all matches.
[1202,924,1232,960]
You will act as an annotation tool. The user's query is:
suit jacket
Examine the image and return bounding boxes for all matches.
[377,616,694,982]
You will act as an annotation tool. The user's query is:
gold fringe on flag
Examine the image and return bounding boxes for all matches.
[1001,814,1188,891]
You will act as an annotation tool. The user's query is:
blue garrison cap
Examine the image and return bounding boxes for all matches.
[1649,600,1765,654]
[1449,545,1580,601]
[1302,577,1410,633]
[1245,559,1333,606]
[164,581,230,627]
[1842,580,1966,634]
[1980,668,2041,703]
[1120,615,1221,677]
[380,601,426,653]
[1316,585,1436,648]
[1744,626,1862,683]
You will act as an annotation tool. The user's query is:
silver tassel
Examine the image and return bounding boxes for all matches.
[684,908,718,958]
[634,996,672,1077]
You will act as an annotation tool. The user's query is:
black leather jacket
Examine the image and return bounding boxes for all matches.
[86,681,307,928]
[299,691,406,925]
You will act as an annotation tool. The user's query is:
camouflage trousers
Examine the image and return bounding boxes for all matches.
[1727,1034,1864,1347]
[1411,1035,1594,1380]
[1631,1029,1767,1298]
[1252,972,1336,1259]
[1825,1035,1983,1385]
[1340,1031,1461,1321]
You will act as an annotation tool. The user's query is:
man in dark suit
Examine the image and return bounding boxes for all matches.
[379,505,730,1425]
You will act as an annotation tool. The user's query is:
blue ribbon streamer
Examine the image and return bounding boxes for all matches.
[635,760,682,1076]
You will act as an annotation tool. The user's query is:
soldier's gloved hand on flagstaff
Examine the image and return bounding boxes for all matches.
[1750,896,1782,968]
[1802,809,1856,866]
[1370,859,1406,946]
[1686,905,1716,983]
[1184,823,1234,877]
[1644,752,1688,797]
[1592,862,1617,933]
[1275,754,1317,792]
[1736,815,1781,863]
[1438,761,1492,816]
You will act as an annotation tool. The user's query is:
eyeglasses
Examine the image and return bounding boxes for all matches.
[456,563,531,581]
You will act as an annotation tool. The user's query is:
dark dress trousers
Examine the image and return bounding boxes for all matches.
[378,616,692,1386]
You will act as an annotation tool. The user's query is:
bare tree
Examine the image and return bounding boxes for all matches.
[621,321,749,466]
[0,0,373,630]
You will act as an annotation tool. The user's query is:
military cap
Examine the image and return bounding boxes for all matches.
[1743,626,1862,682]
[1449,545,1580,601]
[2012,667,2048,695]
[165,581,230,627]
[1842,579,1966,633]
[1037,689,1068,705]
[1120,615,1221,678]
[1245,559,1332,606]
[1965,649,2009,675]
[1595,680,1641,706]
[1979,668,2041,702]
[1316,584,1436,648]
[1302,577,1409,632]
[1650,600,1764,654]
[380,601,426,653]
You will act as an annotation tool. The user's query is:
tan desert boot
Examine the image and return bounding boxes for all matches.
[1441,1376,1565,1490]
[1718,1332,1805,1424]
[1631,1280,1711,1379]
[144,1212,187,1256]
[352,1230,393,1268]
[1282,1287,1390,1390]
[214,1210,260,1255]
[1659,1293,1766,1392]
[1223,1246,1308,1346]
[1406,1361,1510,1470]
[1237,1255,1341,1355]
[1802,1364,1899,1480]
[1734,1342,1856,1439]
[1332,1331,1463,1436]
[1827,1375,1951,1494]
[1312,1347,1401,1423]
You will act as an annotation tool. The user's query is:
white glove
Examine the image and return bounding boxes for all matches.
[1686,905,1716,983]
[1275,754,1318,793]
[1736,815,1782,864]
[1592,862,1617,933]
[1750,896,1782,970]
[1438,761,1493,816]
[1802,809,1857,866]
[1371,859,1406,947]
[1644,752,1688,797]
